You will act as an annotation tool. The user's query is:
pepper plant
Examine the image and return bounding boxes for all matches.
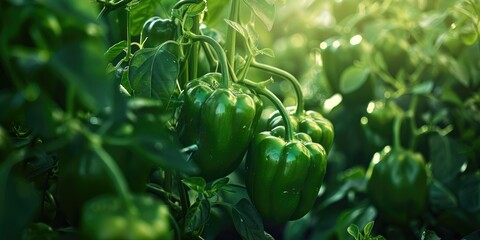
[0,0,334,239]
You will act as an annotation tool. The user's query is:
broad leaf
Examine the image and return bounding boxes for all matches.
[429,134,468,182]
[231,199,265,240]
[185,199,211,233]
[104,40,127,63]
[129,0,158,36]
[182,177,207,193]
[129,42,180,106]
[186,0,207,17]
[210,177,229,192]
[458,174,480,212]
[347,224,360,240]
[339,66,370,94]
[242,0,276,31]
[429,178,458,212]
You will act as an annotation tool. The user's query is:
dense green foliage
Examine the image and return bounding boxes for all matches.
[1,0,480,239]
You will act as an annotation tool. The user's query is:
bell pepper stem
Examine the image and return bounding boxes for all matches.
[393,115,403,150]
[251,60,304,116]
[243,79,294,142]
[188,16,200,80]
[186,32,230,89]
[408,95,419,150]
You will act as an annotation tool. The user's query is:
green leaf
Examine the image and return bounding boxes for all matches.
[129,0,158,36]
[231,199,265,240]
[421,230,441,240]
[185,199,211,233]
[458,174,480,212]
[186,0,207,16]
[211,177,229,192]
[242,0,276,31]
[257,48,275,57]
[429,134,468,182]
[104,40,127,63]
[336,204,376,240]
[129,42,180,105]
[284,214,312,240]
[429,178,458,212]
[182,177,207,193]
[363,221,374,237]
[339,66,370,94]
[446,57,469,86]
[225,19,248,39]
[51,40,112,112]
[411,80,434,94]
[203,0,230,26]
[347,224,360,240]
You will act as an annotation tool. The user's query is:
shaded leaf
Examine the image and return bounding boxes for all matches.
[231,199,265,240]
[185,199,210,233]
[210,177,229,192]
[242,0,276,31]
[186,0,207,16]
[421,230,441,240]
[412,81,434,94]
[339,66,370,94]
[429,178,458,212]
[429,135,468,182]
[129,42,180,105]
[104,40,127,63]
[182,177,207,193]
[284,214,312,240]
[129,0,158,36]
[347,224,360,240]
[458,174,480,212]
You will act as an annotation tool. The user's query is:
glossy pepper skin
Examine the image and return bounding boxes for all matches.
[140,17,175,48]
[268,106,334,153]
[246,126,327,222]
[367,147,428,225]
[177,73,262,181]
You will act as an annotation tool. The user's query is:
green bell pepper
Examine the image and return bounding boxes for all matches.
[246,126,327,222]
[176,72,263,181]
[268,106,334,153]
[367,146,428,225]
[140,16,175,48]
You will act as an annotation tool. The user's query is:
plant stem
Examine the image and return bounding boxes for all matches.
[92,143,135,213]
[125,9,132,62]
[251,60,304,115]
[176,174,190,219]
[393,115,403,150]
[188,16,200,81]
[200,41,219,72]
[226,0,240,66]
[187,32,230,88]
[243,80,294,141]
[408,94,419,150]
